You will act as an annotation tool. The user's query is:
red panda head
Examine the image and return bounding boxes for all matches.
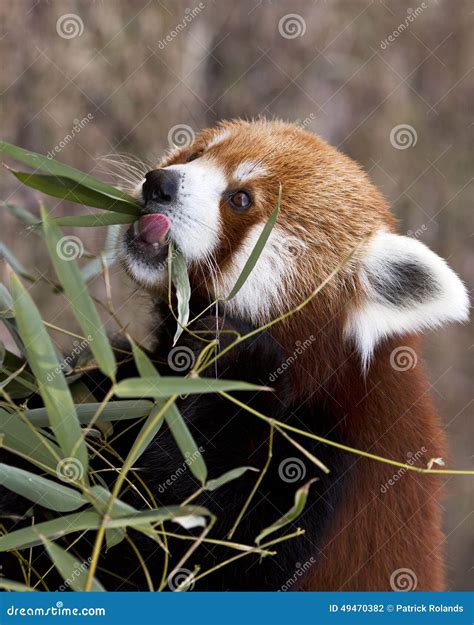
[122,119,469,367]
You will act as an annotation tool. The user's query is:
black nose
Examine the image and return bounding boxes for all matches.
[142,169,179,205]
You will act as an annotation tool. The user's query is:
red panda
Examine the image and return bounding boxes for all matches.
[0,119,468,591]
[121,119,469,591]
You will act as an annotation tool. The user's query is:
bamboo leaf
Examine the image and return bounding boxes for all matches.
[25,400,153,427]
[0,141,138,206]
[130,342,191,469]
[41,536,105,591]
[0,463,85,512]
[225,186,282,300]
[0,283,14,317]
[205,466,259,491]
[2,201,40,226]
[0,511,101,550]
[114,376,269,398]
[52,213,136,227]
[10,273,89,472]
[255,479,317,544]
[169,246,190,345]
[41,207,116,379]
[10,171,138,215]
[0,408,61,471]
[0,579,36,591]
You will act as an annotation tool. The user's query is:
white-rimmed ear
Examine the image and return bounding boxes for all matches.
[345,230,469,366]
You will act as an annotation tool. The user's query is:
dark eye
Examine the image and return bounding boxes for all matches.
[228,190,252,212]
[186,150,203,163]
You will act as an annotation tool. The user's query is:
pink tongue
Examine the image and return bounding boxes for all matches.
[138,214,170,244]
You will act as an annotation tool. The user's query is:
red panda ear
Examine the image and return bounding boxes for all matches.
[345,230,469,367]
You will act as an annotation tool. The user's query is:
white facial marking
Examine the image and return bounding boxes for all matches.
[216,225,305,325]
[233,161,268,182]
[207,129,231,149]
[345,230,470,367]
[161,159,227,261]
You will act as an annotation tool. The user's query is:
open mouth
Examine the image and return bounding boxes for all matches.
[124,213,171,267]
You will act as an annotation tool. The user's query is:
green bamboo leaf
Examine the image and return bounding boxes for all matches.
[11,171,138,215]
[255,478,317,544]
[81,224,122,282]
[41,536,105,591]
[0,242,34,279]
[114,376,269,398]
[0,463,85,512]
[0,579,36,591]
[0,408,61,471]
[130,342,205,480]
[102,506,211,529]
[0,283,14,317]
[52,213,136,227]
[10,273,89,472]
[205,466,259,492]
[0,140,138,206]
[225,185,282,300]
[0,511,101,550]
[26,400,153,427]
[2,201,40,226]
[169,246,190,345]
[41,207,116,379]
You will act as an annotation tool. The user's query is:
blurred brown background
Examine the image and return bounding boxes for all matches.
[0,0,472,590]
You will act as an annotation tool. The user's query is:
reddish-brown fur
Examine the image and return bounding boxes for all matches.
[155,119,447,590]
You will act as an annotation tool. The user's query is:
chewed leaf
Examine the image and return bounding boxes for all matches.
[169,245,191,345]
[255,478,317,544]
[225,185,282,300]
